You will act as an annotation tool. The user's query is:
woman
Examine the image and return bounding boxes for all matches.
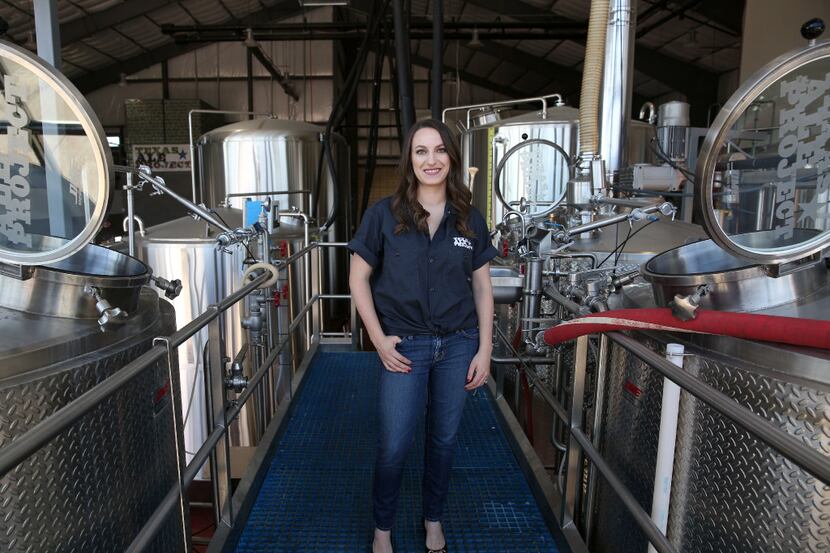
[348,119,497,553]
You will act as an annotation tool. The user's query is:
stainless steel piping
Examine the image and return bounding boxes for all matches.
[126,172,136,256]
[114,164,233,234]
[599,0,637,183]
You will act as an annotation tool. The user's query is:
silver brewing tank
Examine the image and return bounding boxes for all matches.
[0,246,183,552]
[197,118,349,323]
[458,104,656,228]
[590,41,830,553]
[0,41,185,552]
[136,208,311,453]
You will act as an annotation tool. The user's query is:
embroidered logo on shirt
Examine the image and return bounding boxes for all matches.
[453,237,473,250]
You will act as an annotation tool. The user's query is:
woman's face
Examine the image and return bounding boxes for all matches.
[410,127,450,188]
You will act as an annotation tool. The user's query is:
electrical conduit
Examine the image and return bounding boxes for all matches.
[543,308,830,350]
[647,343,683,553]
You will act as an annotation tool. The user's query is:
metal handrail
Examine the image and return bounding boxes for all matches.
[512,291,830,553]
[0,271,269,479]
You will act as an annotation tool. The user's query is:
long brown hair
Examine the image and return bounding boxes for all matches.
[391,119,474,237]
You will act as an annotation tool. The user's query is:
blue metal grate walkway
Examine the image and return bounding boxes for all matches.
[235,351,562,552]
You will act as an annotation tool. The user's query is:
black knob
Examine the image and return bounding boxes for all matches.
[801,18,825,41]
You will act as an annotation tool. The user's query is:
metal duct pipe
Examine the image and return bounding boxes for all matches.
[578,0,610,158]
[431,0,443,120]
[392,0,415,135]
[599,0,638,183]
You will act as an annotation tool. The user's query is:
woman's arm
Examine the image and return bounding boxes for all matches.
[349,254,411,373]
[465,261,494,390]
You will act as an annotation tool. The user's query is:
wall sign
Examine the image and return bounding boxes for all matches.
[132,144,191,172]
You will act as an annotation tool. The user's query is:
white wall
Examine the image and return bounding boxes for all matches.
[740,0,830,81]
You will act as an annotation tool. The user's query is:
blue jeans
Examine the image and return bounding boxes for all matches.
[372,328,480,531]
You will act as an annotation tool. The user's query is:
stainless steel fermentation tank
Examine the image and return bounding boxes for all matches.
[0,247,184,553]
[591,251,830,553]
[589,42,830,553]
[458,104,656,228]
[196,118,349,323]
[136,208,310,453]
[0,41,185,552]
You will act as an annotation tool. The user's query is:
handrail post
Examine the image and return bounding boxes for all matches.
[562,335,589,529]
[153,336,190,552]
[207,315,234,529]
[584,333,609,542]
[311,243,322,343]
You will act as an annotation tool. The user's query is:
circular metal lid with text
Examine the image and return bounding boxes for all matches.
[697,41,830,264]
[0,41,111,266]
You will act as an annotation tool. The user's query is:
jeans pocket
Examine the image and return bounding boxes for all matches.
[458,328,479,340]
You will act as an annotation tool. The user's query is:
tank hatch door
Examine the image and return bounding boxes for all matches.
[0,40,112,267]
[696,37,830,266]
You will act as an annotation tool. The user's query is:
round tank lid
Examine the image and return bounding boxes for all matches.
[0,41,111,266]
[697,41,830,264]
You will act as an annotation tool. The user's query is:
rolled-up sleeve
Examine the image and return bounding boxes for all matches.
[347,202,384,268]
[471,208,498,270]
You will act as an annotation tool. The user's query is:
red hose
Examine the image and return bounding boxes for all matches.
[512,329,535,444]
[543,308,830,350]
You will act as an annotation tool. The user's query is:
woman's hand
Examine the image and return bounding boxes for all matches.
[375,335,412,373]
[465,349,490,390]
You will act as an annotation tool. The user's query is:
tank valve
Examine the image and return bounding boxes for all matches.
[84,285,129,328]
[669,284,710,321]
[225,344,249,393]
[152,275,183,300]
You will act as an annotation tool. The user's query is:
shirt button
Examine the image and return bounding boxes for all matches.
[429,257,434,263]
[429,288,435,292]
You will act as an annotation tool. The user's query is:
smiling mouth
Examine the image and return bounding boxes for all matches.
[424,168,443,175]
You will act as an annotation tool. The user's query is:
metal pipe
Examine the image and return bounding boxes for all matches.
[571,428,677,553]
[599,0,637,183]
[441,94,562,127]
[555,202,672,240]
[186,109,271,203]
[122,214,146,237]
[492,327,568,424]
[114,165,233,234]
[593,196,659,208]
[126,172,136,256]
[391,0,415,136]
[430,0,443,121]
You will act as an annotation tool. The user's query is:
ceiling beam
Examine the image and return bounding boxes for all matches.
[71,0,304,94]
[462,0,720,105]
[409,53,527,101]
[60,0,176,46]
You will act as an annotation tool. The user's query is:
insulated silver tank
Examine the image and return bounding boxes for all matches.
[0,246,184,553]
[458,104,655,228]
[196,118,349,323]
[591,42,830,553]
[593,260,830,553]
[0,41,186,553]
[136,208,310,453]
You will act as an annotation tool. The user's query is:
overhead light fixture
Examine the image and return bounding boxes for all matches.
[118,73,128,87]
[297,0,348,6]
[467,27,483,49]
[243,28,258,48]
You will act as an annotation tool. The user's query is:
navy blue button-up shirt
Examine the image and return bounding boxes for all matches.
[348,196,499,336]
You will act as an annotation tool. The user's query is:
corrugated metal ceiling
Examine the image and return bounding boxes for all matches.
[0,0,742,102]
